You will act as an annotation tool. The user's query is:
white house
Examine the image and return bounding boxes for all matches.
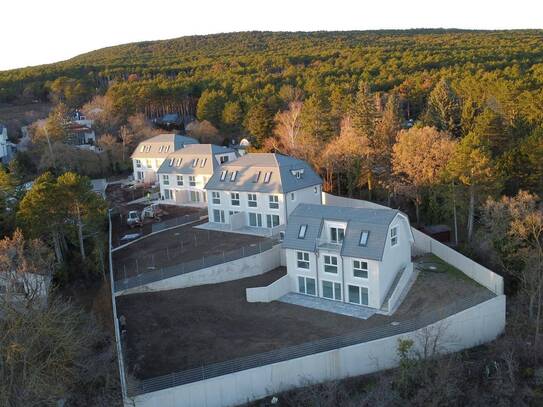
[157,144,238,206]
[131,134,199,184]
[0,123,16,164]
[282,204,414,310]
[204,153,323,235]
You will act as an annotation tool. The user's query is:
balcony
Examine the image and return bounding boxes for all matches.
[316,238,343,252]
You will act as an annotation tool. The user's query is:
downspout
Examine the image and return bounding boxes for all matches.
[314,247,320,297]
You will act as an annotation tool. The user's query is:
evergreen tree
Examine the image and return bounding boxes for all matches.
[424,78,461,136]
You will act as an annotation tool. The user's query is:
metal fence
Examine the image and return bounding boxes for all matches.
[114,239,278,292]
[151,213,202,233]
[125,293,493,396]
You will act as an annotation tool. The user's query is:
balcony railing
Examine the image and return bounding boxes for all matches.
[316,238,343,251]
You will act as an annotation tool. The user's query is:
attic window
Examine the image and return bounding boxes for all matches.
[165,145,170,152]
[253,171,261,183]
[230,170,238,181]
[175,158,182,166]
[298,224,308,239]
[200,158,207,167]
[140,145,145,152]
[168,158,174,166]
[192,158,199,167]
[263,172,272,183]
[159,145,164,153]
[359,231,370,247]
[145,145,151,152]
[220,170,228,181]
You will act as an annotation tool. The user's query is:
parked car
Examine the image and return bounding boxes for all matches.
[126,210,141,228]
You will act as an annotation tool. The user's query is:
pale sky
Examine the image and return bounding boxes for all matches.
[1,0,541,71]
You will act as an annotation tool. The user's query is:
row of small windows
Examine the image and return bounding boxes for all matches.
[138,144,171,153]
[212,209,279,228]
[219,170,273,183]
[296,251,368,279]
[162,175,196,186]
[211,192,280,209]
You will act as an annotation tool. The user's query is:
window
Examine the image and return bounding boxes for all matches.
[168,158,174,166]
[324,255,338,274]
[263,172,272,183]
[212,191,220,204]
[162,175,169,185]
[163,189,172,199]
[249,212,262,227]
[189,176,196,187]
[135,159,141,168]
[359,231,369,247]
[220,155,229,164]
[390,227,398,247]
[248,193,257,207]
[298,276,316,296]
[176,175,183,186]
[297,251,310,269]
[348,285,369,306]
[322,281,342,301]
[291,193,295,201]
[266,214,280,228]
[213,209,225,223]
[146,159,152,168]
[253,171,261,183]
[231,192,240,206]
[330,227,345,243]
[229,210,240,216]
[190,191,199,202]
[298,224,307,239]
[353,260,368,278]
[164,145,170,152]
[230,170,238,181]
[191,158,199,167]
[159,145,164,152]
[314,186,319,194]
[269,195,279,209]
[175,158,182,166]
[140,145,145,152]
[200,158,207,167]
[220,170,228,181]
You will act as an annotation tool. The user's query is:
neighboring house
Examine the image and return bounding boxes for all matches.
[131,134,199,184]
[0,123,16,164]
[204,153,323,234]
[66,122,96,146]
[282,204,414,309]
[157,144,238,206]
[0,269,51,304]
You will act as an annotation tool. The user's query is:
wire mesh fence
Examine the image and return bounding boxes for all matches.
[114,239,278,292]
[151,213,201,233]
[124,293,492,396]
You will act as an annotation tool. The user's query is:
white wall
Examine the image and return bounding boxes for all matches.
[285,184,322,218]
[387,262,414,313]
[158,173,209,205]
[246,274,291,302]
[130,295,506,407]
[116,244,281,296]
[285,248,318,295]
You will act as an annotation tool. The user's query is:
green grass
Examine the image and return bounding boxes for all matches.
[416,253,479,285]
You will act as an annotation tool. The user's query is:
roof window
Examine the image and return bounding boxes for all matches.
[264,172,272,183]
[298,224,308,239]
[220,170,228,181]
[359,231,369,247]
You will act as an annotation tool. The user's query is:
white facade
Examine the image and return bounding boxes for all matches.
[285,213,413,309]
[206,185,322,232]
[159,173,209,206]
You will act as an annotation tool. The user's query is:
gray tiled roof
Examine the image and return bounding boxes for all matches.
[131,134,199,158]
[204,153,322,193]
[157,144,237,175]
[282,204,402,261]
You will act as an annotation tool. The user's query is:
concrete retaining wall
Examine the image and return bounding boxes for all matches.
[130,295,506,407]
[246,275,292,302]
[117,244,282,296]
[321,193,504,295]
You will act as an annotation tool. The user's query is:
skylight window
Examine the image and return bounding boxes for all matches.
[175,158,182,166]
[230,170,238,181]
[159,145,164,153]
[165,145,170,152]
[359,231,370,247]
[140,145,145,152]
[200,158,207,167]
[263,172,272,183]
[192,158,199,167]
[253,171,261,183]
[220,170,228,181]
[298,224,308,239]
[169,158,174,166]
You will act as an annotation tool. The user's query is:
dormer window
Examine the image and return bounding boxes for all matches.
[253,171,261,183]
[359,231,369,247]
[200,158,207,167]
[330,227,345,243]
[291,169,304,179]
[298,224,307,239]
[220,155,229,164]
[263,172,272,183]
[230,170,238,181]
[220,170,228,181]
[192,158,199,167]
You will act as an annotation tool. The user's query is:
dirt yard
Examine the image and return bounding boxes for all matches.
[112,222,272,280]
[116,263,495,380]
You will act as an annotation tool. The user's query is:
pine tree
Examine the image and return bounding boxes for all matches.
[424,78,461,136]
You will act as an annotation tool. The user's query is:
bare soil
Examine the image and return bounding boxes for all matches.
[116,266,494,380]
[112,222,271,280]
